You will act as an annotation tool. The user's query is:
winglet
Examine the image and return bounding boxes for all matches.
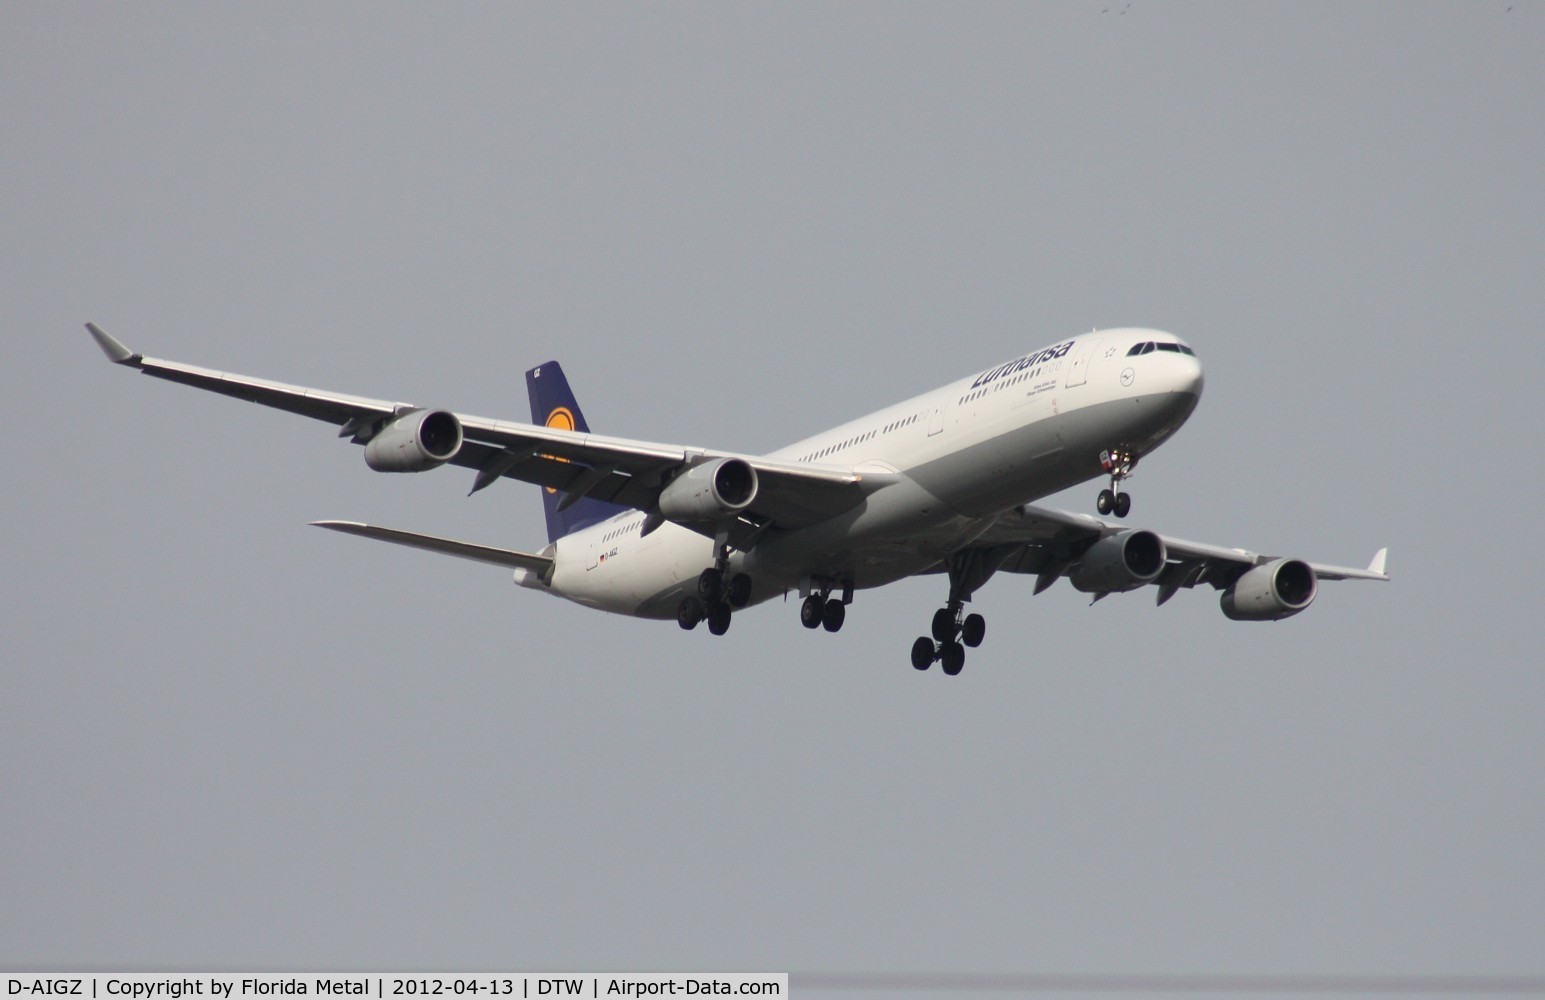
[1367,547,1388,577]
[85,323,142,365]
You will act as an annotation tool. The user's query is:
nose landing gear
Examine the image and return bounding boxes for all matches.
[1097,449,1135,518]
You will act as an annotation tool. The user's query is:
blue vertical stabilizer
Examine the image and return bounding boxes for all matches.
[526,361,629,543]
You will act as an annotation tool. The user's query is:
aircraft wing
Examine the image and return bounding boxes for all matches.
[974,501,1389,600]
[87,324,888,535]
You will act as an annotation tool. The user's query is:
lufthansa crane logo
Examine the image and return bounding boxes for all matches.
[546,407,576,432]
[543,407,576,494]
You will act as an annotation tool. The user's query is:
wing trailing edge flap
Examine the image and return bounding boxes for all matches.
[311,521,553,578]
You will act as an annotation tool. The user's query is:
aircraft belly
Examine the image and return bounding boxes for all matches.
[906,413,1070,518]
[550,524,713,618]
[906,391,1197,517]
[742,475,987,590]
[1053,390,1199,479]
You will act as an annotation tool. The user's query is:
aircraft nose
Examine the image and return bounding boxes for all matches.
[1138,350,1204,398]
[1178,355,1205,398]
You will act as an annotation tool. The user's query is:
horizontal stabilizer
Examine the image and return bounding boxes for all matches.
[311,520,553,575]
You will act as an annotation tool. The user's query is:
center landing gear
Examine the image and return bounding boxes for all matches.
[911,549,1001,677]
[799,579,850,633]
[678,544,751,637]
[913,604,986,675]
[1097,448,1135,518]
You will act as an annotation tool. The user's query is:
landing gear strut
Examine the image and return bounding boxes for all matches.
[1097,448,1135,518]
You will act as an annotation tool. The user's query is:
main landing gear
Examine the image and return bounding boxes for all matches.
[911,604,986,676]
[1097,448,1135,518]
[799,579,851,633]
[676,545,752,637]
[911,549,1004,677]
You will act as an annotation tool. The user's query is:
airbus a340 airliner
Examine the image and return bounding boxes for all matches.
[87,323,1386,675]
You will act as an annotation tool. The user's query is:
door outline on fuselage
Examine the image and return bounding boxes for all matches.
[1063,337,1098,388]
[928,402,946,436]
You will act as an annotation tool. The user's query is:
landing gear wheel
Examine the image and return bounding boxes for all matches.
[911,637,935,671]
[677,596,704,630]
[800,595,825,630]
[931,607,958,644]
[1099,449,1136,517]
[706,603,732,636]
[726,573,752,608]
[697,568,723,604]
[940,642,965,676]
[822,599,846,633]
[961,613,986,648]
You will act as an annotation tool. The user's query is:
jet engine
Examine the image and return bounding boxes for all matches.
[363,410,463,472]
[1220,558,1318,621]
[657,457,758,521]
[1068,529,1167,593]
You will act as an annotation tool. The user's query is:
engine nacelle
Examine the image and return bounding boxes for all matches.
[1220,558,1318,621]
[657,457,758,521]
[363,409,463,472]
[1068,529,1167,593]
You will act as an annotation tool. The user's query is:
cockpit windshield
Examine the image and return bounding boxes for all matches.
[1126,341,1195,357]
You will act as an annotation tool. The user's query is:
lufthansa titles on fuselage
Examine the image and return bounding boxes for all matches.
[970,340,1075,389]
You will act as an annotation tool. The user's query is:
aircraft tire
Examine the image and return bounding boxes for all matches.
[940,642,965,676]
[911,637,935,670]
[707,603,732,636]
[931,607,957,643]
[961,613,986,648]
[800,595,824,629]
[822,599,846,632]
[677,596,704,630]
[727,573,753,608]
[697,568,723,604]
[1097,489,1115,515]
[1115,492,1131,518]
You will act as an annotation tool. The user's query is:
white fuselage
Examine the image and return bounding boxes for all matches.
[529,329,1205,617]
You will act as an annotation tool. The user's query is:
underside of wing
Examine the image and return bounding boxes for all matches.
[88,324,892,543]
[450,416,889,534]
[960,502,1388,607]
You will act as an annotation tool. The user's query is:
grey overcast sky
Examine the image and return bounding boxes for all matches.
[4,2,1543,995]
